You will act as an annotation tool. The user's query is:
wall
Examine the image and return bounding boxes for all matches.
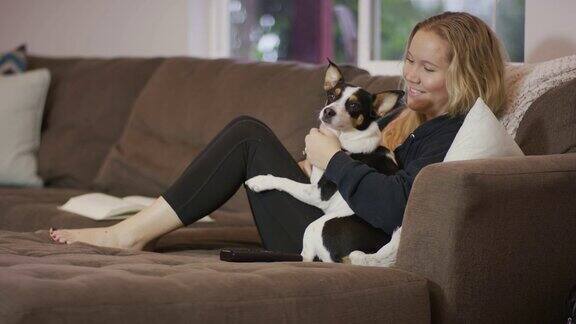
[524,0,576,63]
[0,0,211,57]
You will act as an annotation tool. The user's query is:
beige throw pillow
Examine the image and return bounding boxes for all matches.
[0,69,50,186]
[445,97,524,162]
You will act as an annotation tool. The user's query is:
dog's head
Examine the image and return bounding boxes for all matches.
[321,60,404,133]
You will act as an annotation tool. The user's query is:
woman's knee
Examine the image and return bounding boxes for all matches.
[228,115,266,128]
[224,115,274,139]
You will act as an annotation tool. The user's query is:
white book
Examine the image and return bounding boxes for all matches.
[58,193,214,222]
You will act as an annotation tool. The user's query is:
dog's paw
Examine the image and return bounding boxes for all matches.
[348,250,368,266]
[245,175,278,192]
[347,249,397,267]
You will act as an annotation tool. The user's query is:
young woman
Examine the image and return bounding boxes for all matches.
[51,12,506,254]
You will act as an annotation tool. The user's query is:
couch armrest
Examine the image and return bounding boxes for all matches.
[395,153,576,324]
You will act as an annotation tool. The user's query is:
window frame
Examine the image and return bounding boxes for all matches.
[357,0,403,75]
[207,0,230,59]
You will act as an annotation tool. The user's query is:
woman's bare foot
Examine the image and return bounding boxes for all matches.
[50,227,146,250]
[49,197,183,251]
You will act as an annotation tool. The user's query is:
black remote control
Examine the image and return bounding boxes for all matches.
[220,248,303,262]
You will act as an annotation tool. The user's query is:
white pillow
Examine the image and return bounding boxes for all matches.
[444,97,524,162]
[0,69,51,186]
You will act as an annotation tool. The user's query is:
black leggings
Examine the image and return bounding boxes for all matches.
[161,116,323,253]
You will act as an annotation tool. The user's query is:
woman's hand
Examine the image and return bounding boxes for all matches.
[298,159,312,178]
[304,127,341,170]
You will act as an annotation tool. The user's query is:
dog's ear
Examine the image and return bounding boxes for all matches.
[324,59,344,91]
[372,90,404,117]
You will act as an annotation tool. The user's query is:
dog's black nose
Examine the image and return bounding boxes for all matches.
[323,107,336,118]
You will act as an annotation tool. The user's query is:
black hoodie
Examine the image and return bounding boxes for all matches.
[324,111,465,235]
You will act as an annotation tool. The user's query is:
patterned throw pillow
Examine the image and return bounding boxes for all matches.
[0,44,27,75]
[501,54,576,138]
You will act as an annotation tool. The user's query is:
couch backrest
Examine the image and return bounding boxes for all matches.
[30,56,401,192]
[29,56,163,189]
[516,77,576,155]
[92,57,400,196]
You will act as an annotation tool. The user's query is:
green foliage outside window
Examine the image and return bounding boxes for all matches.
[375,0,525,62]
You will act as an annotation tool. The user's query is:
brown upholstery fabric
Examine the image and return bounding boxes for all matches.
[0,187,261,250]
[0,230,430,324]
[395,153,576,324]
[516,77,576,155]
[0,187,100,231]
[350,73,403,94]
[28,56,163,189]
[92,58,371,219]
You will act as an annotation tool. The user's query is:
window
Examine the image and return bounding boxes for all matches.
[219,0,525,74]
[371,0,524,61]
[228,0,359,64]
[359,0,525,74]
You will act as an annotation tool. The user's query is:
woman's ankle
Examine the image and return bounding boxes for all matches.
[107,197,184,250]
[109,224,148,250]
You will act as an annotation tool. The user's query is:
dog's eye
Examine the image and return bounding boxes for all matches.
[349,103,359,110]
[327,93,337,101]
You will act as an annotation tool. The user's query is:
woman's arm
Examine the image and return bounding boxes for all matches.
[303,123,455,235]
[323,137,452,235]
[297,159,312,178]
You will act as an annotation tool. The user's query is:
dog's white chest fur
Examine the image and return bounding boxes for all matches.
[339,122,382,154]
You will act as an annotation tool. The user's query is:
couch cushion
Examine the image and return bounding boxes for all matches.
[516,77,576,155]
[94,58,371,197]
[0,187,125,232]
[92,59,401,219]
[0,187,261,251]
[28,56,163,189]
[0,230,430,324]
[349,73,402,94]
[92,58,375,225]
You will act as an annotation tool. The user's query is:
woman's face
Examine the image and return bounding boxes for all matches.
[403,30,450,120]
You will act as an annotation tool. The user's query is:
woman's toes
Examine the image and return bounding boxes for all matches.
[52,230,66,243]
[51,235,63,243]
[49,230,59,242]
[48,229,75,244]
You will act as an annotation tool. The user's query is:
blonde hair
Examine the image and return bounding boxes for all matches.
[382,11,507,151]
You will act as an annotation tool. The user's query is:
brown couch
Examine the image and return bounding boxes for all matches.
[0,55,574,324]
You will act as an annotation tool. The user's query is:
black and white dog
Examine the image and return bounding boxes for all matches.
[245,61,403,265]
